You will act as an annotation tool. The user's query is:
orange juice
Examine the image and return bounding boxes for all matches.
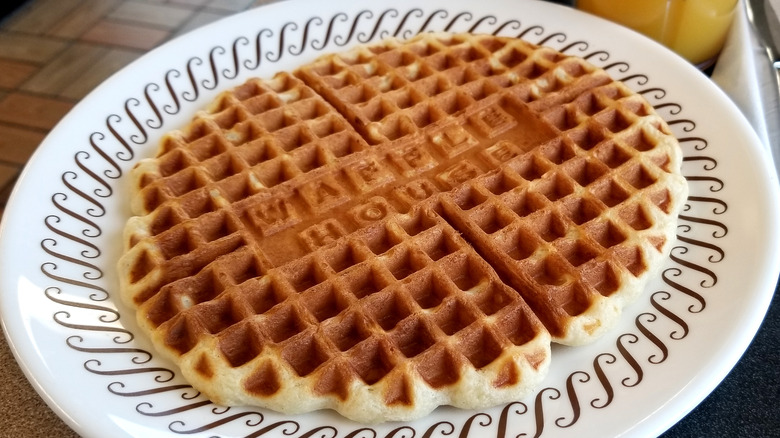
[576,0,738,68]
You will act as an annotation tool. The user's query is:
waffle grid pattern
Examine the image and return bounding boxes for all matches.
[118,33,687,422]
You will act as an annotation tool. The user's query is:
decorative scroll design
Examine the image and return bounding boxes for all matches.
[37,6,726,437]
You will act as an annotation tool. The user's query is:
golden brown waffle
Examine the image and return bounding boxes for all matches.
[118,33,688,422]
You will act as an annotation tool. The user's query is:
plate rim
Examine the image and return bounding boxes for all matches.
[1,0,779,437]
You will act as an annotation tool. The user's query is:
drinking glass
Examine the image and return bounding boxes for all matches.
[576,0,739,69]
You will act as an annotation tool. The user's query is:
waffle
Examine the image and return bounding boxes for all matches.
[118,32,688,423]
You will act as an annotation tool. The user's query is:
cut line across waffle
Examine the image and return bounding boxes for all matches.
[118,33,688,423]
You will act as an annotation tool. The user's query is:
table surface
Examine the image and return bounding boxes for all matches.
[0,0,777,437]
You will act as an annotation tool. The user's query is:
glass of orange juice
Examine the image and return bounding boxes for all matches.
[575,0,739,69]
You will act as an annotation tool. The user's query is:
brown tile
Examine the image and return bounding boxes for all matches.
[3,0,81,35]
[0,93,74,131]
[171,10,228,39]
[0,32,67,64]
[81,20,169,50]
[108,1,194,29]
[0,124,45,165]
[171,0,212,6]
[47,0,123,39]
[20,43,107,97]
[205,0,256,12]
[0,163,20,207]
[0,60,38,89]
[19,43,141,100]
[0,164,18,186]
[59,49,142,100]
[251,0,278,7]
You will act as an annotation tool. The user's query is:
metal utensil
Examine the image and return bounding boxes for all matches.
[745,0,780,175]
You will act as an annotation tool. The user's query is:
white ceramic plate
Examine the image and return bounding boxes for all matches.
[1,1,778,437]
